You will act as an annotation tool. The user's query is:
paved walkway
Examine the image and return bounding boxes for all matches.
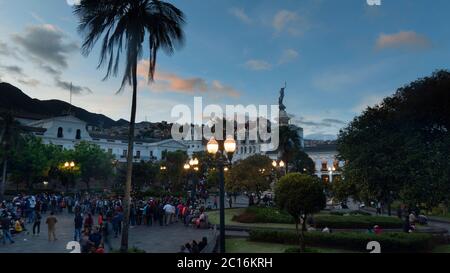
[0,213,212,253]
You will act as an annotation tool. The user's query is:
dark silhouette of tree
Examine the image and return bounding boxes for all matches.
[0,111,23,200]
[338,70,450,213]
[275,173,326,252]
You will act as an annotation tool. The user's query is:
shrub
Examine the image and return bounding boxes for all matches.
[329,210,371,216]
[232,207,294,224]
[314,215,403,229]
[285,247,320,253]
[232,207,401,229]
[249,230,435,253]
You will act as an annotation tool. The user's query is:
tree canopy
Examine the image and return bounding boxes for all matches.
[337,70,450,210]
[275,173,326,252]
[225,154,273,193]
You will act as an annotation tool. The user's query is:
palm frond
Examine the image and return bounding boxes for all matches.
[74,0,185,90]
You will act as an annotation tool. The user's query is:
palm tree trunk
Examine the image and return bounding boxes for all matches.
[0,159,7,201]
[121,62,138,252]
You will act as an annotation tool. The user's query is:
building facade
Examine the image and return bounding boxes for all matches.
[18,115,188,162]
[304,143,343,183]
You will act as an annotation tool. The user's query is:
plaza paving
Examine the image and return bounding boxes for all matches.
[0,212,213,253]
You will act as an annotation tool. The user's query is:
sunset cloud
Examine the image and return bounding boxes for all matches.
[137,60,240,98]
[376,31,431,50]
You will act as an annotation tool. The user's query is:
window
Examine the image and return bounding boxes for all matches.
[136,151,141,158]
[123,150,128,157]
[240,147,244,154]
[108,148,113,154]
[57,127,63,138]
[76,129,81,140]
[150,151,154,157]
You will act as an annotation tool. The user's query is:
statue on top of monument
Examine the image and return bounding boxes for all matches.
[278,82,287,112]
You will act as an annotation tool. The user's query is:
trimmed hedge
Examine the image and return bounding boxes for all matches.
[249,229,435,253]
[329,210,372,217]
[233,207,403,229]
[285,247,320,253]
[232,207,294,224]
[314,215,403,229]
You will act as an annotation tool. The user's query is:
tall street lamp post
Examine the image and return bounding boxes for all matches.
[184,157,199,200]
[207,136,236,254]
[63,161,76,191]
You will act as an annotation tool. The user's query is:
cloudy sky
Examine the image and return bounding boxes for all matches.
[0,0,449,139]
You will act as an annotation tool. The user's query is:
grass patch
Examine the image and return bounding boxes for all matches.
[432,245,450,253]
[208,208,297,230]
[226,238,357,253]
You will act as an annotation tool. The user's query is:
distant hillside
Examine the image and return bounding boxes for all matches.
[304,133,337,141]
[0,82,118,128]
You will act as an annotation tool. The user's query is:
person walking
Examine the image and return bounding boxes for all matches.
[1,214,15,244]
[46,212,58,242]
[112,213,120,238]
[102,217,113,251]
[32,211,42,236]
[74,213,83,241]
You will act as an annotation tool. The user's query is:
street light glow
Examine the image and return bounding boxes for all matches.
[224,136,237,154]
[207,137,219,154]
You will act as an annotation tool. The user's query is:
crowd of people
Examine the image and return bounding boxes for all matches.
[0,192,212,252]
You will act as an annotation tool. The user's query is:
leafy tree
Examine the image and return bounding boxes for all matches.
[205,168,219,191]
[278,125,302,173]
[115,161,159,191]
[72,141,114,191]
[0,111,23,200]
[162,150,188,192]
[291,149,316,175]
[225,154,272,195]
[338,70,450,213]
[74,0,185,251]
[9,136,54,190]
[275,173,326,252]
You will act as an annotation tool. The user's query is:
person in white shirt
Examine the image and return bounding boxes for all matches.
[163,203,175,225]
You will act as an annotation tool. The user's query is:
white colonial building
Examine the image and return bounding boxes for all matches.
[304,143,343,182]
[18,115,188,162]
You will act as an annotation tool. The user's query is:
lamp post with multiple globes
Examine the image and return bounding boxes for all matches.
[61,161,77,192]
[184,157,200,199]
[207,135,236,254]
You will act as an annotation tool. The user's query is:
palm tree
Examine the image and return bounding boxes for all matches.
[278,125,302,173]
[74,0,185,252]
[0,111,22,201]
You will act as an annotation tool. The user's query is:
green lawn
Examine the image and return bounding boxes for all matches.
[226,238,359,253]
[427,213,450,222]
[432,245,450,253]
[208,208,297,230]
